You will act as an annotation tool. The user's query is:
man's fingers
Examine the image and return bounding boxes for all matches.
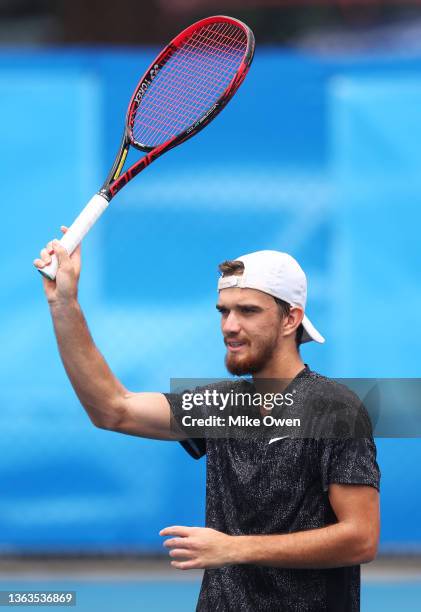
[60,226,81,258]
[160,526,192,538]
[34,227,76,275]
[168,548,192,559]
[33,258,45,269]
[40,238,58,263]
[52,240,70,266]
[170,560,198,570]
[40,248,52,264]
[163,537,189,549]
[160,526,205,570]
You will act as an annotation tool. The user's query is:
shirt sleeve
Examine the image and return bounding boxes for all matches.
[164,379,250,459]
[318,437,381,492]
[164,392,207,460]
[307,378,380,492]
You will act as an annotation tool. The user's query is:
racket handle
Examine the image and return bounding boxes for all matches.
[39,193,109,281]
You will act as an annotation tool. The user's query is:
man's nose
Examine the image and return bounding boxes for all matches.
[222,311,241,335]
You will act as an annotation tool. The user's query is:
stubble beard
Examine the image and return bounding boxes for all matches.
[225,335,279,376]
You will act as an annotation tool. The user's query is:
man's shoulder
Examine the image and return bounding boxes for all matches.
[304,369,361,406]
[303,368,373,437]
[164,378,253,417]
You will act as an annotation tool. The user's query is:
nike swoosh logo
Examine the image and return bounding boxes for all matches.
[268,436,289,444]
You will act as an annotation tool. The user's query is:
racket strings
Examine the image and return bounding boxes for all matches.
[131,21,248,147]
[133,22,244,141]
[151,22,245,122]
[183,29,247,63]
[133,64,235,132]
[163,22,246,100]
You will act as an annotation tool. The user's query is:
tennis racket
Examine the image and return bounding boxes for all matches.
[39,15,255,280]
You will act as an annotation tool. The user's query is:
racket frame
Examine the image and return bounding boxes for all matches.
[100,15,255,200]
[39,15,255,281]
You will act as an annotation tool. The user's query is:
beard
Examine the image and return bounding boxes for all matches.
[225,335,279,376]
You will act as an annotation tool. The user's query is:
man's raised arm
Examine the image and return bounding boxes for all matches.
[34,228,182,441]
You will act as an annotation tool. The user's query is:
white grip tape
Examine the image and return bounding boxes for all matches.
[40,193,109,281]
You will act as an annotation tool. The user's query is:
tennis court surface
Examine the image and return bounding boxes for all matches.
[1,557,420,611]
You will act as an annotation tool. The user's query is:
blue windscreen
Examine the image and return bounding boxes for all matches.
[0,49,420,553]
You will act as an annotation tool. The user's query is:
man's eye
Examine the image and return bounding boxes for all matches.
[240,307,258,314]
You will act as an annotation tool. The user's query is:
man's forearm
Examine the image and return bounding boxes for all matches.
[231,522,374,569]
[50,299,127,428]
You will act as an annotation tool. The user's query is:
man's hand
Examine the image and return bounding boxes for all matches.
[33,226,81,305]
[160,526,234,570]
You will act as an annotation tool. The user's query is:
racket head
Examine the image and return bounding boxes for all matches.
[126,16,255,151]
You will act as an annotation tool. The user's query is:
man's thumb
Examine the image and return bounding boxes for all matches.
[53,240,70,266]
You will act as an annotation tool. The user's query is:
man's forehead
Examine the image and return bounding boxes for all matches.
[217,287,274,306]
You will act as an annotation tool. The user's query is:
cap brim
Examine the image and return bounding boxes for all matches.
[301,314,325,344]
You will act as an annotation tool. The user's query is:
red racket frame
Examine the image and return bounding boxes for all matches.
[102,15,255,199]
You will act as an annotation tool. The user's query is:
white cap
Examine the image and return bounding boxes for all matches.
[217,250,325,344]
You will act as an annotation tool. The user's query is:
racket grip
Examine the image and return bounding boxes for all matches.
[39,193,109,281]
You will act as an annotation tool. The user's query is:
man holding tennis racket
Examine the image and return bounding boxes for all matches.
[34,242,380,612]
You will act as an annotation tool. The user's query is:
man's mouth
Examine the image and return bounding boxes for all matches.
[225,340,247,352]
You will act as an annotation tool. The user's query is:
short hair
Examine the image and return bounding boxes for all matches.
[219,260,245,276]
[218,259,304,347]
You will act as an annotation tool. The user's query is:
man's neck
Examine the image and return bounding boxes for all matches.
[252,351,305,416]
[253,351,305,381]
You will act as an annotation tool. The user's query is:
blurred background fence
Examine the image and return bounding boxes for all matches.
[1,0,421,556]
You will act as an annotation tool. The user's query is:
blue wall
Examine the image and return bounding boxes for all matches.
[0,48,420,553]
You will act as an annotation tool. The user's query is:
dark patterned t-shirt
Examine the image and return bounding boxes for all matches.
[164,366,380,612]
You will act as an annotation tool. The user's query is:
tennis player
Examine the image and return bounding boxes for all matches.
[34,239,380,612]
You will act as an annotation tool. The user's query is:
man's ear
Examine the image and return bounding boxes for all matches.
[282,307,304,338]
